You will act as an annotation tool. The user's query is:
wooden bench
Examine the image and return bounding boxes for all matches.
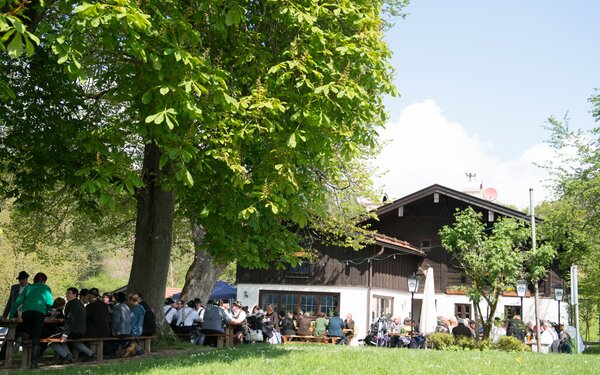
[177,331,233,348]
[281,335,340,344]
[20,335,156,369]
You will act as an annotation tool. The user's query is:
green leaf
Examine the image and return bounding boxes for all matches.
[159,86,169,95]
[287,133,297,148]
[145,112,160,123]
[142,90,152,104]
[7,33,23,59]
[154,112,165,124]
[57,53,69,64]
[184,170,194,187]
[25,38,34,57]
[10,18,25,34]
[165,115,174,129]
[73,2,95,13]
[225,7,242,26]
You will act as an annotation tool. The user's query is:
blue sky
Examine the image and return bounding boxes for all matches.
[375,1,599,208]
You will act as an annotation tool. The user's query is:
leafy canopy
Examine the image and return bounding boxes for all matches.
[440,207,555,338]
[1,0,400,270]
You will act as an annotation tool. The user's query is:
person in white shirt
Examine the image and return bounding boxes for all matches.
[163,298,178,326]
[539,321,558,353]
[193,298,205,323]
[228,301,247,343]
[174,300,196,334]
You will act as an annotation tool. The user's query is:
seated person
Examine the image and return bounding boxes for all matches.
[344,313,355,330]
[200,300,231,347]
[452,318,473,340]
[174,300,196,334]
[52,288,96,364]
[164,298,178,326]
[228,300,247,343]
[245,306,265,343]
[506,314,526,341]
[84,288,110,339]
[402,318,413,335]
[388,316,405,347]
[297,312,312,336]
[280,311,296,336]
[313,311,328,337]
[326,310,348,345]
[106,292,132,358]
[435,317,450,333]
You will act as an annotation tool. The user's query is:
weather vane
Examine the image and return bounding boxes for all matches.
[465,172,477,182]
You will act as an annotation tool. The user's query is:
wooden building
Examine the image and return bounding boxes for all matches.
[236,184,566,336]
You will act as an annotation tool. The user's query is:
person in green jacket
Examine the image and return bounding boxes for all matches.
[313,311,329,337]
[8,272,53,369]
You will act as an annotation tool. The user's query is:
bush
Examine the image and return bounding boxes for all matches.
[494,336,530,352]
[428,333,455,350]
[455,336,477,350]
[476,339,492,351]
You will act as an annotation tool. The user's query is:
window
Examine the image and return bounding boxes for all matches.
[455,303,471,320]
[375,296,393,317]
[287,259,310,278]
[301,294,318,314]
[319,295,339,315]
[504,305,521,319]
[259,290,340,316]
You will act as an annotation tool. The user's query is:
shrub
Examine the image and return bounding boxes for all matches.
[455,336,477,350]
[476,339,492,351]
[494,336,531,352]
[428,333,455,350]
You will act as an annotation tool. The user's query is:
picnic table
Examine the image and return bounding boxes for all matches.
[0,317,64,368]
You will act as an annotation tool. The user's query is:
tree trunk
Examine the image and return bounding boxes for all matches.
[127,142,175,334]
[179,223,228,304]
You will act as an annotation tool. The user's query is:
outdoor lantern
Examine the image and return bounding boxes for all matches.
[554,284,564,301]
[554,284,564,326]
[516,280,527,298]
[516,280,527,319]
[408,273,419,322]
[408,273,419,293]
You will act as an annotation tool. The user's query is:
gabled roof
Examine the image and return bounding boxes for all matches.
[374,233,426,257]
[377,184,532,221]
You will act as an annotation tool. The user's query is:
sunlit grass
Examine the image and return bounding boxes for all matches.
[9,343,600,374]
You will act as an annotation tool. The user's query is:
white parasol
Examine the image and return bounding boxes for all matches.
[419,267,438,334]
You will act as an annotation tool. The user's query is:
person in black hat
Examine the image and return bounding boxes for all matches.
[0,271,30,360]
[84,287,110,341]
[2,271,30,318]
[163,298,177,326]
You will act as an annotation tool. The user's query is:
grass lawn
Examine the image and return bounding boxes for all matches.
[10,343,600,375]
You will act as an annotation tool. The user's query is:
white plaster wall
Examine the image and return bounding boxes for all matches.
[236,283,568,341]
[237,283,368,344]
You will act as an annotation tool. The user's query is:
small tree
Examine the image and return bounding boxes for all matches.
[440,207,555,339]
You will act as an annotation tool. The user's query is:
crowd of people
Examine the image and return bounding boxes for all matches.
[163,297,356,346]
[1,271,156,369]
[435,314,574,354]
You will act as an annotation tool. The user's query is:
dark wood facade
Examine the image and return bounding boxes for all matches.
[237,243,422,292]
[237,184,562,296]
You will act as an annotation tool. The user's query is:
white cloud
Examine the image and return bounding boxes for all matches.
[373,100,554,209]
